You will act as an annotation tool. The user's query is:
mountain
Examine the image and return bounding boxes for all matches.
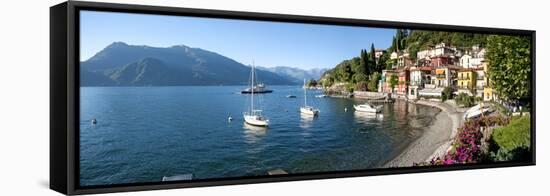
[257,66,329,83]
[80,42,295,86]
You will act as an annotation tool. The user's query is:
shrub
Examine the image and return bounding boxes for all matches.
[417,115,512,166]
[442,87,453,101]
[456,93,475,107]
[491,116,530,151]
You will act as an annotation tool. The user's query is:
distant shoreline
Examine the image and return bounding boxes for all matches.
[382,99,464,168]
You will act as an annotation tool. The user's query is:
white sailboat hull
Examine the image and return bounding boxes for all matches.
[244,114,269,127]
[300,107,319,115]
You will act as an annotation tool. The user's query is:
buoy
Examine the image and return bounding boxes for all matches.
[344,107,348,112]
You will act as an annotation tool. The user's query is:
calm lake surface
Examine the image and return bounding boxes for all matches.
[80,86,440,186]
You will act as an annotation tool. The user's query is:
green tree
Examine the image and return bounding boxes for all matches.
[378,51,389,72]
[389,74,398,92]
[355,81,368,91]
[353,73,368,83]
[368,72,381,91]
[486,35,531,104]
[369,43,376,71]
[359,49,370,77]
[442,87,453,101]
[306,79,318,87]
[456,92,474,107]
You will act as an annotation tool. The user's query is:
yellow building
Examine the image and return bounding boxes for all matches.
[458,69,476,90]
[483,62,495,101]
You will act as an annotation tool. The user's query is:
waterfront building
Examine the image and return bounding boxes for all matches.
[435,66,460,88]
[460,45,486,68]
[475,66,486,98]
[430,55,456,67]
[416,43,457,60]
[456,68,476,96]
[408,66,433,99]
[375,49,385,59]
[397,52,413,68]
[396,67,410,96]
[483,62,496,101]
[379,70,397,93]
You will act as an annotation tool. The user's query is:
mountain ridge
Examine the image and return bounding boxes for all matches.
[81,42,297,86]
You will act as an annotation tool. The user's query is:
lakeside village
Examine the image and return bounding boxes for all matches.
[311,31,532,166]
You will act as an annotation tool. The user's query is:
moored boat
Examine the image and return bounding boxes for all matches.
[243,62,269,127]
[241,83,273,94]
[300,79,319,116]
[353,103,382,113]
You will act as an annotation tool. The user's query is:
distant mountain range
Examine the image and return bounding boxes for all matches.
[80,42,299,86]
[257,66,329,84]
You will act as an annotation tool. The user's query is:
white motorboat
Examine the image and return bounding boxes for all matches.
[300,79,319,116]
[463,103,493,120]
[353,103,382,113]
[243,62,269,127]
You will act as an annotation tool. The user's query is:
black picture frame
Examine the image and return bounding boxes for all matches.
[50,1,536,195]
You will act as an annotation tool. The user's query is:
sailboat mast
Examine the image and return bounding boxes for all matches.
[251,62,254,113]
[304,78,307,107]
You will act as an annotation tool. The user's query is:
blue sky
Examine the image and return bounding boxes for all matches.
[80,11,395,69]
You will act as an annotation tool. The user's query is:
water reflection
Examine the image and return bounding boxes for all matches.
[299,113,316,129]
[354,111,383,124]
[242,123,267,144]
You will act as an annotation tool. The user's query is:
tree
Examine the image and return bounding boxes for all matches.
[368,72,381,91]
[306,79,318,87]
[369,43,377,71]
[389,74,398,92]
[377,52,388,72]
[456,93,475,107]
[442,87,453,101]
[353,73,368,83]
[486,35,531,104]
[359,49,370,77]
[355,81,368,91]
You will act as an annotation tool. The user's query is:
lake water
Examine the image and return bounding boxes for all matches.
[79,86,440,186]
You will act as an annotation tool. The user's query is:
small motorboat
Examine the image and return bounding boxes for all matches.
[286,95,297,98]
[315,94,327,98]
[463,104,493,120]
[354,103,383,113]
[91,118,97,125]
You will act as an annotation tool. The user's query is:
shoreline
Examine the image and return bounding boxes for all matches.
[383,99,464,168]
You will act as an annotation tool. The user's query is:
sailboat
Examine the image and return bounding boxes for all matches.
[243,62,269,127]
[300,79,319,116]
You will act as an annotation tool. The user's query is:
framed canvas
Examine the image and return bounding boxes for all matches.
[50,1,535,195]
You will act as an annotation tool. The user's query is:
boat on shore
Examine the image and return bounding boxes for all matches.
[243,62,269,127]
[353,103,382,113]
[463,103,493,120]
[241,83,273,94]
